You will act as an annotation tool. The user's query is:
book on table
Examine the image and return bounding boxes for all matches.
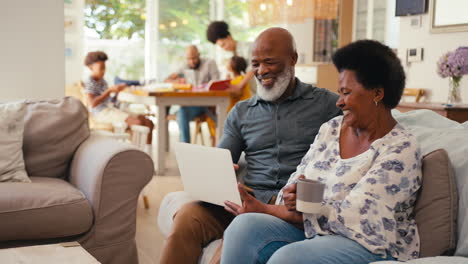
[204,79,231,91]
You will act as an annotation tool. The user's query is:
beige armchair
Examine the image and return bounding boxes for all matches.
[0,97,153,264]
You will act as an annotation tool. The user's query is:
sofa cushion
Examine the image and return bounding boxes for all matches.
[22,97,90,179]
[414,149,458,257]
[0,101,30,183]
[0,177,93,241]
[393,109,468,256]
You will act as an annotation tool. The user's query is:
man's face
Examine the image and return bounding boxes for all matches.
[89,61,106,80]
[186,52,200,69]
[216,35,236,52]
[251,42,294,101]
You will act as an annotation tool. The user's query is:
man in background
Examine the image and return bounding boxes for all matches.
[165,45,219,143]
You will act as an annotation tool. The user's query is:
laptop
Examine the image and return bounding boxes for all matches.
[174,142,242,206]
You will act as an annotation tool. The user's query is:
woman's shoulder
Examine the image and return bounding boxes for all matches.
[390,123,419,145]
[375,122,421,158]
[321,115,343,132]
[314,115,343,141]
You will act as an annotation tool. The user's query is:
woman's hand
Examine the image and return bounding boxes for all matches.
[224,183,266,216]
[283,175,305,211]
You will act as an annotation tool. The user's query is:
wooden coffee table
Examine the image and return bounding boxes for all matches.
[0,242,100,263]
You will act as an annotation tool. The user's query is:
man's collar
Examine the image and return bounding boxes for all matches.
[248,77,315,106]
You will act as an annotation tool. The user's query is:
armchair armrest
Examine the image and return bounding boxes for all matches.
[69,134,153,251]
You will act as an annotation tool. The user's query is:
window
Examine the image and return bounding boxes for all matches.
[84,0,145,81]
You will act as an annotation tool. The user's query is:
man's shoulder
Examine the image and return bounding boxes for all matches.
[232,96,256,111]
[297,80,338,100]
[201,57,216,65]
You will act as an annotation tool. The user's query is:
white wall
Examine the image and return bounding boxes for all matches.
[285,19,315,64]
[65,0,85,86]
[0,0,64,101]
[385,0,400,48]
[398,5,468,102]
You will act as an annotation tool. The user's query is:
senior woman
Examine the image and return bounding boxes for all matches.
[221,40,422,264]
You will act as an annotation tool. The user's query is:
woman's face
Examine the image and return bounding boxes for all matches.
[336,70,380,128]
[216,35,236,52]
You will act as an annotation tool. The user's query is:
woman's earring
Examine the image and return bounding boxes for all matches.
[374,100,378,106]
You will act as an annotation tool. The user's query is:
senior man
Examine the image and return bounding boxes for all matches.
[160,27,342,264]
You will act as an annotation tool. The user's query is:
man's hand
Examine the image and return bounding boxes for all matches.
[283,175,305,211]
[224,183,265,216]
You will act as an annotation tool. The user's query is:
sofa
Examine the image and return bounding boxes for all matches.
[0,97,154,264]
[158,109,468,264]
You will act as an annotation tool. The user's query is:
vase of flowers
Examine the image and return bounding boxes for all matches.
[437,47,468,104]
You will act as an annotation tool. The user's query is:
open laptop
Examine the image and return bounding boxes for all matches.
[174,142,242,206]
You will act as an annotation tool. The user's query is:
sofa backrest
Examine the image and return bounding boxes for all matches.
[22,97,90,179]
[415,149,458,257]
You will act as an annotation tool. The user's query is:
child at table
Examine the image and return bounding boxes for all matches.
[226,56,251,112]
[83,51,154,143]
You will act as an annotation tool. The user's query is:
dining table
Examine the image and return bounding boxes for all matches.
[118,89,231,175]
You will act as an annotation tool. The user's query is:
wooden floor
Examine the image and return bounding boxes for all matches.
[135,120,211,264]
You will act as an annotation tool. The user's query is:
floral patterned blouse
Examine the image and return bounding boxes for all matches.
[277,116,422,261]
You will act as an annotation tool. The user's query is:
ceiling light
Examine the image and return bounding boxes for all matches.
[260,3,266,11]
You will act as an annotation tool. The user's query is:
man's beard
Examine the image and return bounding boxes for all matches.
[255,68,292,102]
[189,61,200,70]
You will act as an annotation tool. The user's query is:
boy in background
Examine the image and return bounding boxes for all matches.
[83,51,154,144]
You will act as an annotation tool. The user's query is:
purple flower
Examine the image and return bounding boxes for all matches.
[437,47,468,78]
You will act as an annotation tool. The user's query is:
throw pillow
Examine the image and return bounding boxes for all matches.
[0,102,30,182]
[414,149,458,257]
[22,97,90,179]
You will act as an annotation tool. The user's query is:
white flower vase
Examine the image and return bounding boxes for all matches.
[447,76,462,104]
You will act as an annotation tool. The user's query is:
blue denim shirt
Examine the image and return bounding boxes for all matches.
[218,78,342,203]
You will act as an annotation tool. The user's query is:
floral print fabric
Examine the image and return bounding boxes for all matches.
[277,116,422,261]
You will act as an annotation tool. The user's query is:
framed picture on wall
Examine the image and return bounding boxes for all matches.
[430,0,468,33]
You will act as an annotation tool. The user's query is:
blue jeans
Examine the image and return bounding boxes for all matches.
[221,213,396,264]
[177,106,208,143]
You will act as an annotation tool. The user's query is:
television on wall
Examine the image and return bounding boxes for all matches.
[395,0,427,16]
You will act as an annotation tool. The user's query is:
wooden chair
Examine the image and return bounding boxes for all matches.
[403,88,425,103]
[193,114,216,147]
